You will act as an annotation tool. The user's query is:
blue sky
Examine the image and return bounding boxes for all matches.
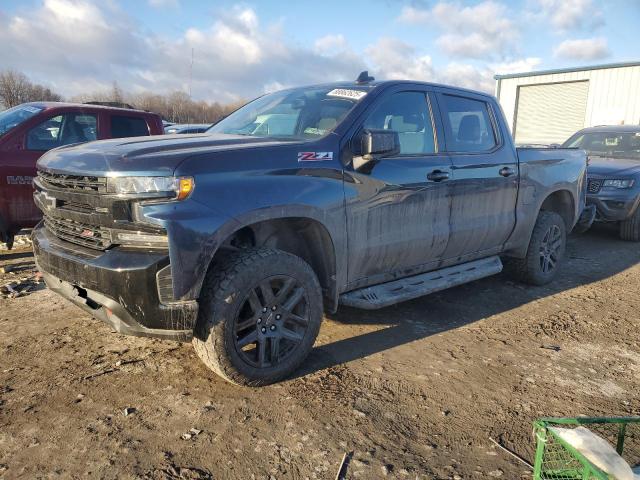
[0,0,638,103]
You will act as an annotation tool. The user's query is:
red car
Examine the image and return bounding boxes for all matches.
[0,102,164,248]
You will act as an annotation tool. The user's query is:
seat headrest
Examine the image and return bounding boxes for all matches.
[389,113,425,133]
[457,114,481,142]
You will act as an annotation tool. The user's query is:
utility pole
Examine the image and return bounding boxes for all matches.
[188,47,194,124]
[189,47,194,100]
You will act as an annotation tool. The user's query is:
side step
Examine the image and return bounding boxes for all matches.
[340,256,503,310]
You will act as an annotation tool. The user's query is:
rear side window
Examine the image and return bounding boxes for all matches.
[110,116,149,138]
[440,94,497,153]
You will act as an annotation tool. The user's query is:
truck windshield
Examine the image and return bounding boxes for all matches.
[208,86,369,140]
[0,105,44,137]
[563,131,640,159]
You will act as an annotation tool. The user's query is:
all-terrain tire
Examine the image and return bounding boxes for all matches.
[193,247,323,386]
[619,208,640,242]
[503,211,567,286]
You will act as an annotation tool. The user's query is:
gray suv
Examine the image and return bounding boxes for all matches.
[563,125,640,241]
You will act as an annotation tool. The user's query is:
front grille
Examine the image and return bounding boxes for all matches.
[587,179,603,194]
[43,215,112,250]
[38,171,107,193]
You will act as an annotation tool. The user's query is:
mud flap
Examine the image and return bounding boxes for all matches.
[573,204,596,234]
[0,215,13,250]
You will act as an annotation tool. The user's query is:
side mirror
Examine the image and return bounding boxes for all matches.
[549,143,561,149]
[353,129,400,170]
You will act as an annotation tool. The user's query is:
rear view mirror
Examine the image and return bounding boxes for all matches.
[353,129,400,170]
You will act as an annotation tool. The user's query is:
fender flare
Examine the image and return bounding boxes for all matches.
[183,206,344,310]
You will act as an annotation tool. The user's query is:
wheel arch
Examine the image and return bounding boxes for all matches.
[503,187,577,259]
[203,215,339,312]
[539,189,576,230]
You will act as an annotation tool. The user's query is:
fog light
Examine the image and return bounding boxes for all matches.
[116,232,168,247]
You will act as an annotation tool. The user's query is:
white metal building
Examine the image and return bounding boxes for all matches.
[495,61,640,145]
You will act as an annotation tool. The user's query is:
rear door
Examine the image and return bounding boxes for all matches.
[436,92,518,259]
[345,87,453,286]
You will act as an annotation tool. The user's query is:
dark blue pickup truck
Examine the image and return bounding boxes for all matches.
[32,74,591,386]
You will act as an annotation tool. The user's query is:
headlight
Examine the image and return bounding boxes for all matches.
[603,179,635,189]
[106,176,194,200]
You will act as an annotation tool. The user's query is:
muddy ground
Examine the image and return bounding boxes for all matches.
[1,226,639,479]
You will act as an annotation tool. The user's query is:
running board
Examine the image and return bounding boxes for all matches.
[340,256,503,310]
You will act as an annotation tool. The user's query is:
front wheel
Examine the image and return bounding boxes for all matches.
[193,248,323,386]
[504,211,567,286]
[619,208,640,241]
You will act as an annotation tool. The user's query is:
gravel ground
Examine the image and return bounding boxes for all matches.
[0,226,639,479]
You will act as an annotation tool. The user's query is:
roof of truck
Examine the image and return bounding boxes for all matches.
[293,79,496,100]
[24,101,155,115]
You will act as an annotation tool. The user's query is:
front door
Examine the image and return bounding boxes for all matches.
[436,92,518,260]
[6,112,99,228]
[344,89,453,287]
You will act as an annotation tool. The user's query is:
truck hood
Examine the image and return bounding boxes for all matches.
[37,133,298,176]
[587,155,640,177]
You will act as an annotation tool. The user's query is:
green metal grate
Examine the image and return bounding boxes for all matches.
[533,417,640,480]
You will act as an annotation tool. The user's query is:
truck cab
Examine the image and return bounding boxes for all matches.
[0,102,164,248]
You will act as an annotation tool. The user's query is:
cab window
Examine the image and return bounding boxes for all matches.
[361,91,436,155]
[440,94,497,153]
[110,116,150,138]
[26,113,97,151]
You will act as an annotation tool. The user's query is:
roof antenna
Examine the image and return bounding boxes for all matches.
[356,71,375,84]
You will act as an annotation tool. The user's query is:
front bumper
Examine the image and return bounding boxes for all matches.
[33,223,197,342]
[587,192,640,222]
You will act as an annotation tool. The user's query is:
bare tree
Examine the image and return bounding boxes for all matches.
[0,70,62,108]
[0,71,34,108]
[1,70,242,124]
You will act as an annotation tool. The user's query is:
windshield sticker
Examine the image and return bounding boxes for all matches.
[298,151,333,162]
[22,106,42,113]
[327,89,367,101]
[303,127,326,136]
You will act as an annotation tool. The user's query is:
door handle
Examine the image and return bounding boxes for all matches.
[499,167,516,177]
[427,170,450,182]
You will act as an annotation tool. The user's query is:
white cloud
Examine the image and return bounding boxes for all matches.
[0,1,365,103]
[148,0,179,8]
[492,57,542,75]
[314,34,348,55]
[530,0,603,32]
[365,37,435,81]
[397,1,518,59]
[0,0,549,103]
[397,5,430,24]
[553,37,610,60]
[364,36,539,94]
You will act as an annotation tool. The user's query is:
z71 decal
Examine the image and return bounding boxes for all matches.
[297,152,334,162]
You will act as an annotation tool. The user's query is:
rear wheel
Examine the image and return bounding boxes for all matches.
[619,208,640,241]
[504,211,566,286]
[193,248,322,386]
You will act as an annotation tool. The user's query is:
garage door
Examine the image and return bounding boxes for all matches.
[514,80,589,145]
